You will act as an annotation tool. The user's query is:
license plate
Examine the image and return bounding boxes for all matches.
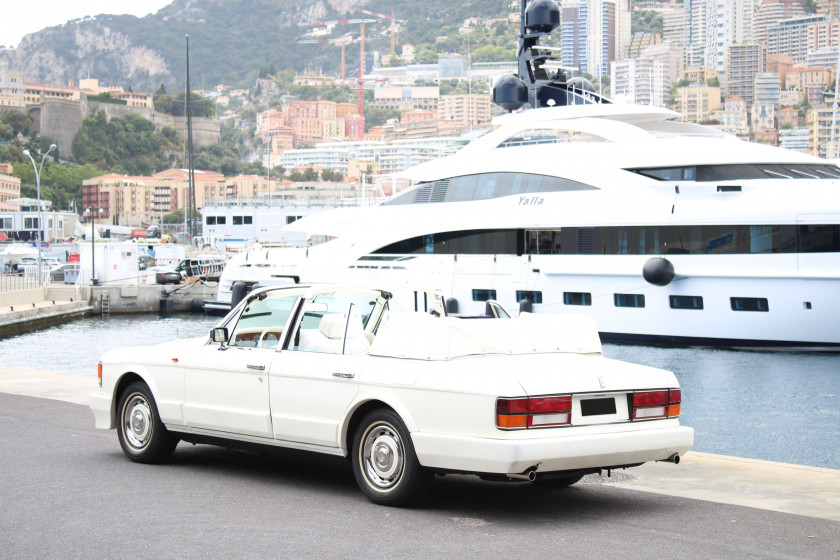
[581,397,617,416]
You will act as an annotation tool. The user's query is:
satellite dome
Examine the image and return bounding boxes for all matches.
[492,74,528,112]
[525,0,560,34]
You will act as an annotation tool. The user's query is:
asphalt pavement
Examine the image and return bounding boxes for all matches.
[1,376,838,559]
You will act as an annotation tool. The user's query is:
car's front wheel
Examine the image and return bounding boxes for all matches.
[351,409,431,506]
[117,381,178,464]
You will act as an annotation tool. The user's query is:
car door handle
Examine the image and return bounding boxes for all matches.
[247,364,265,371]
[332,372,355,379]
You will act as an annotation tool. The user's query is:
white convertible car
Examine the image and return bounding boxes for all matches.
[90,284,693,506]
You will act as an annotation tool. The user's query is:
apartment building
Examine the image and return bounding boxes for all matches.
[641,42,685,84]
[715,96,749,135]
[372,87,439,111]
[751,103,777,132]
[754,0,805,45]
[786,67,833,106]
[727,43,766,107]
[437,94,491,131]
[0,164,21,210]
[82,169,226,227]
[611,58,668,106]
[778,107,800,127]
[683,67,719,84]
[779,127,810,153]
[807,20,840,52]
[809,105,840,157]
[767,54,793,85]
[766,15,826,64]
[559,0,629,77]
[626,33,661,59]
[661,7,686,46]
[676,84,722,122]
[754,73,781,107]
[23,82,80,104]
[779,88,805,106]
[805,47,840,70]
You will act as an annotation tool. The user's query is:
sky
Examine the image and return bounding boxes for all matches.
[1,1,172,48]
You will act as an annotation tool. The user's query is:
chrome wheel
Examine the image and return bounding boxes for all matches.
[360,422,405,490]
[116,381,178,463]
[122,393,153,450]
[351,409,432,506]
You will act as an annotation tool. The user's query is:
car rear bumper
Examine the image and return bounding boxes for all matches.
[412,425,694,475]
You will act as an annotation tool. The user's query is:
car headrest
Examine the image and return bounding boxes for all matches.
[319,313,346,340]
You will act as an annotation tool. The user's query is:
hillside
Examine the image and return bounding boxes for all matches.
[1,0,514,93]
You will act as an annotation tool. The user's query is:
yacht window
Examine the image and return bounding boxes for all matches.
[615,294,645,308]
[516,290,543,304]
[472,289,497,301]
[206,216,216,225]
[216,217,226,225]
[244,216,253,225]
[629,164,840,182]
[670,296,704,310]
[373,225,831,256]
[233,216,243,225]
[384,172,597,205]
[564,292,591,306]
[799,225,840,253]
[730,297,769,312]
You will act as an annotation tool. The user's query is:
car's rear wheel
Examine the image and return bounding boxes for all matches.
[117,381,178,463]
[351,409,431,506]
[533,473,585,487]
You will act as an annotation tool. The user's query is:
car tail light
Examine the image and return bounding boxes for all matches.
[97,362,102,387]
[497,395,572,430]
[632,389,681,420]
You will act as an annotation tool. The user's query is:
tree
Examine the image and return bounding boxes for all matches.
[321,168,343,182]
[0,110,33,139]
[72,110,183,175]
[632,10,664,35]
[415,49,439,64]
[162,208,201,224]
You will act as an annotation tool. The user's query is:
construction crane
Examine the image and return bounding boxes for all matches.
[353,8,407,55]
[297,35,359,82]
[297,17,381,115]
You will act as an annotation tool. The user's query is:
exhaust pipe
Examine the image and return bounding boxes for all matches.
[507,467,538,481]
[659,453,680,464]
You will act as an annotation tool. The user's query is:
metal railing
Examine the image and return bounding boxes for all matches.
[0,271,42,293]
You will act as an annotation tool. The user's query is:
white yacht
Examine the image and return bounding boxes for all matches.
[207,0,840,350]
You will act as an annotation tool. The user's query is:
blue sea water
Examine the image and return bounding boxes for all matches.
[0,314,837,469]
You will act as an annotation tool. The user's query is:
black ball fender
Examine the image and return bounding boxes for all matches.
[643,257,675,286]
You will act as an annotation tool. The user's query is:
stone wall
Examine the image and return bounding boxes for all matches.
[35,100,82,155]
[35,96,220,156]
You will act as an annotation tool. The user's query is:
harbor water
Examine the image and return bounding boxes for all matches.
[1,314,837,470]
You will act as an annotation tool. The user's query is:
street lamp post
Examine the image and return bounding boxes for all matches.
[22,144,56,285]
[85,207,103,285]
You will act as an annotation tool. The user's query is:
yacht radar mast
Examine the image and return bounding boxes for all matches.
[492,0,612,111]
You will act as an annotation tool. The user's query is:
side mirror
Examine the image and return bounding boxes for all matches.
[210,327,229,344]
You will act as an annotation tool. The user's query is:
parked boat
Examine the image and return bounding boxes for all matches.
[205,0,840,350]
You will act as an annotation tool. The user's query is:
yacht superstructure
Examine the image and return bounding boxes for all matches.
[207,0,839,349]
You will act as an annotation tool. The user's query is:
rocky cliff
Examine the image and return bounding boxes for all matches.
[0,0,508,92]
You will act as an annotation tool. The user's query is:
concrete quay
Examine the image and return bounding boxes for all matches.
[1,365,838,523]
[0,280,216,338]
[0,285,93,338]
